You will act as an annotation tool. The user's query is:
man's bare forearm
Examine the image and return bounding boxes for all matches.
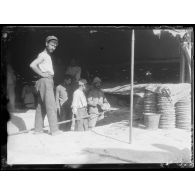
[30,57,45,77]
[30,65,43,77]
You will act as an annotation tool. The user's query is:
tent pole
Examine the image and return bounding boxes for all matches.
[129,29,135,144]
[179,44,185,83]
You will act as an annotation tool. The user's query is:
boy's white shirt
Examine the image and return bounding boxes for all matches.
[71,89,87,113]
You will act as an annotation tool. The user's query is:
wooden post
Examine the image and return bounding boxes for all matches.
[179,44,185,83]
[129,30,135,144]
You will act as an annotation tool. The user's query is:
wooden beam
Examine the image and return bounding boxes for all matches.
[129,30,135,144]
[179,47,185,83]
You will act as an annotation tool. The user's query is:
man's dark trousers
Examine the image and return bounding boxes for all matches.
[35,77,58,133]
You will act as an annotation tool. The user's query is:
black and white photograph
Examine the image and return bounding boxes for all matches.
[1,25,194,169]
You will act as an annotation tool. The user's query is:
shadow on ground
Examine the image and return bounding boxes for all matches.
[9,114,27,131]
[95,107,143,130]
[83,144,191,164]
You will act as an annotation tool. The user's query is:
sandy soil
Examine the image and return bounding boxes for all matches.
[7,107,192,165]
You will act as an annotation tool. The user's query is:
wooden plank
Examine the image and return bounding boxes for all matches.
[180,52,185,83]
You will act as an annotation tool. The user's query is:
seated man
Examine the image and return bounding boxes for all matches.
[87,77,110,130]
[56,75,72,130]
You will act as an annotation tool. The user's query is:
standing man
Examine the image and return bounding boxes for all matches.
[7,64,16,112]
[30,36,60,135]
[87,77,110,130]
[66,59,82,90]
[56,74,73,130]
[71,79,88,131]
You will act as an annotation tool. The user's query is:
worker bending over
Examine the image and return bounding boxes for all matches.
[87,77,110,130]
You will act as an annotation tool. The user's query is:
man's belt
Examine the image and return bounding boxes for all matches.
[37,75,54,79]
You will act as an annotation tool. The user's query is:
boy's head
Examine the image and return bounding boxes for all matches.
[63,75,72,85]
[78,79,87,91]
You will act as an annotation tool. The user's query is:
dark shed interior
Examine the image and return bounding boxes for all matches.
[5,26,181,84]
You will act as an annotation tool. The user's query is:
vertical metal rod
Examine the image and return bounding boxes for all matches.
[129,30,135,144]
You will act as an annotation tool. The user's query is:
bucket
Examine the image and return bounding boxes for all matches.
[144,113,160,130]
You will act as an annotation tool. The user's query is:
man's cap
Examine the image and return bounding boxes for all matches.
[78,79,87,86]
[93,77,102,83]
[46,36,58,45]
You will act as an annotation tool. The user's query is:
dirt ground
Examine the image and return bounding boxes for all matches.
[7,106,192,165]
